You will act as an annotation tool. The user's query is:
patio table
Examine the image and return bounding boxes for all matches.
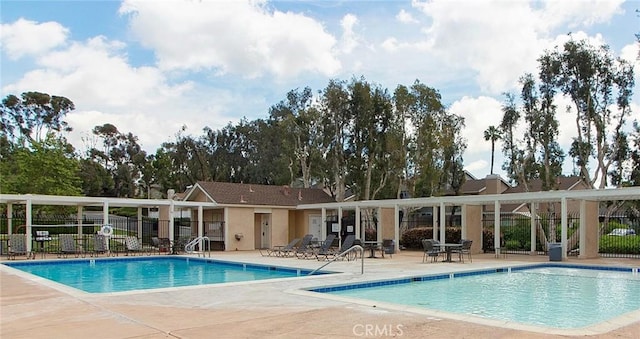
[439,243,463,262]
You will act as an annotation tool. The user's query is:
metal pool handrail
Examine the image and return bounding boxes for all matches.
[308,245,364,276]
[184,236,211,257]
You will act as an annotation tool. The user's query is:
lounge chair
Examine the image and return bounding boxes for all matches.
[293,234,315,258]
[311,234,337,260]
[90,234,108,257]
[259,238,300,257]
[453,239,473,263]
[323,234,356,261]
[422,239,442,263]
[124,236,149,256]
[58,234,84,258]
[8,234,32,260]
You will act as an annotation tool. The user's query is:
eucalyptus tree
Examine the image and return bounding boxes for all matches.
[544,39,634,189]
[500,93,527,188]
[268,87,322,187]
[483,125,501,175]
[520,72,564,190]
[318,79,351,201]
[1,92,74,146]
[89,123,148,197]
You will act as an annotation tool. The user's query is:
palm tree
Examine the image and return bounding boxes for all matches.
[484,125,502,175]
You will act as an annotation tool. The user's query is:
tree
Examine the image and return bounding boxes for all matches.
[545,39,634,188]
[0,134,81,195]
[483,125,501,175]
[1,92,74,146]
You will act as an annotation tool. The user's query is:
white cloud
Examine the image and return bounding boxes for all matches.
[407,0,625,94]
[449,95,504,156]
[0,18,69,59]
[119,0,340,79]
[340,14,360,54]
[396,9,418,24]
[463,159,488,177]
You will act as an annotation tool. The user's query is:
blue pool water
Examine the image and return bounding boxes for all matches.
[5,257,323,293]
[313,264,640,329]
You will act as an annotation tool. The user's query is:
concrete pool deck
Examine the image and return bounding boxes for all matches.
[1,250,639,339]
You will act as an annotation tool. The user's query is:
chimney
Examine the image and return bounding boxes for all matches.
[484,174,502,195]
[298,190,303,201]
[167,189,175,200]
[283,185,290,196]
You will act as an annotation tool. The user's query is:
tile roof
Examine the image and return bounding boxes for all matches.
[189,181,336,206]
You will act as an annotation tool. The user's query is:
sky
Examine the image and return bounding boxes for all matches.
[1,0,639,181]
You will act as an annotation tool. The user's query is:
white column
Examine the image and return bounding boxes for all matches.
[77,206,83,236]
[198,205,204,249]
[223,207,229,251]
[561,197,568,259]
[579,200,586,258]
[530,202,537,255]
[321,208,327,240]
[169,201,175,242]
[103,202,109,252]
[355,206,360,240]
[432,206,437,240]
[460,204,467,240]
[439,202,446,244]
[7,204,12,235]
[26,199,32,253]
[137,207,143,240]
[494,200,501,256]
[394,204,400,252]
[376,207,382,243]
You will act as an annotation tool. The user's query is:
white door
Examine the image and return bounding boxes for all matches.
[261,215,271,249]
[309,215,322,241]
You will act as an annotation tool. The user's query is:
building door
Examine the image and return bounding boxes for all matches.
[261,214,271,249]
[309,215,322,241]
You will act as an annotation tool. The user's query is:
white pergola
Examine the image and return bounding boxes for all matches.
[0,194,218,252]
[2,187,640,257]
[298,187,640,259]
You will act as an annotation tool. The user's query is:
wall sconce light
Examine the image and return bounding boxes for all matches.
[235,233,244,241]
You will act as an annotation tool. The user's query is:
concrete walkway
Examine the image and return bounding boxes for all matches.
[2,251,639,339]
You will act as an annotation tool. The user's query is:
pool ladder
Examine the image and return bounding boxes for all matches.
[184,236,211,257]
[308,245,364,275]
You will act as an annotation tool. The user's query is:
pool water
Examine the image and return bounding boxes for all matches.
[316,265,640,329]
[5,257,322,293]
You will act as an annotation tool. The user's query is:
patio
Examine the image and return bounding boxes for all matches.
[2,250,639,338]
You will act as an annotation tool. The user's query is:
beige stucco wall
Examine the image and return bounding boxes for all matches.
[270,209,290,247]
[226,207,255,251]
[581,200,600,259]
[463,204,483,254]
[379,208,395,240]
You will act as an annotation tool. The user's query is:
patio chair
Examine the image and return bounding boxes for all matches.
[422,239,442,263]
[312,234,338,260]
[124,236,149,256]
[381,239,395,258]
[293,234,315,258]
[8,234,32,260]
[90,234,108,257]
[58,234,84,258]
[151,237,171,254]
[453,239,473,263]
[270,238,301,257]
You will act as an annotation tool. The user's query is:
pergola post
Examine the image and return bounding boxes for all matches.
[530,202,537,255]
[394,204,400,252]
[494,200,501,256]
[137,207,143,240]
[432,205,437,241]
[439,202,446,244]
[26,199,32,253]
[7,203,12,235]
[561,197,568,260]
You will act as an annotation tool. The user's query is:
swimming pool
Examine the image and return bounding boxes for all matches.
[310,264,640,331]
[4,257,327,293]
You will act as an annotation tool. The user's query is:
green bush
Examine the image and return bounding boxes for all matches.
[505,239,520,250]
[599,235,640,254]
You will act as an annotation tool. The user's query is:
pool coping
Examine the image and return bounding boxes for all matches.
[292,262,640,336]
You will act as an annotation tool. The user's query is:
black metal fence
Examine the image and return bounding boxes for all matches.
[0,214,226,257]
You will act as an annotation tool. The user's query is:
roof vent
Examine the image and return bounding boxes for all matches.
[240,195,247,203]
[283,185,291,196]
[249,185,254,192]
[298,190,302,201]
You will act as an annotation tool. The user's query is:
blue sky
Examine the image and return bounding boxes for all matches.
[1,0,639,181]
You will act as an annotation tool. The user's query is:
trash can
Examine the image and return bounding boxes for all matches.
[548,243,562,261]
